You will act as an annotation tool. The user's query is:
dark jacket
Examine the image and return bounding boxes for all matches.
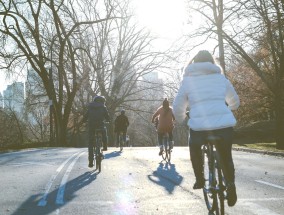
[114,114,129,132]
[85,101,110,129]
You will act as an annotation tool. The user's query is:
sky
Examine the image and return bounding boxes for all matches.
[0,0,213,94]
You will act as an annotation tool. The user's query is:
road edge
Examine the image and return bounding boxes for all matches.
[233,147,284,157]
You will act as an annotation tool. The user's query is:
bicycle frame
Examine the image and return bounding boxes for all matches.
[202,136,226,215]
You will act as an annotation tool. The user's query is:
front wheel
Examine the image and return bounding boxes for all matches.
[166,148,171,162]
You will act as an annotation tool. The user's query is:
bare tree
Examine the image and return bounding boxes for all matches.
[221,0,284,149]
[0,0,117,146]
[68,0,167,144]
[186,0,284,149]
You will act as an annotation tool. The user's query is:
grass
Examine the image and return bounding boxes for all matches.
[234,142,284,152]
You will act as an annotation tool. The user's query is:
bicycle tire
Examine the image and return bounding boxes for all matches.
[95,133,102,172]
[216,155,225,215]
[162,150,166,160]
[203,145,218,213]
[166,148,171,162]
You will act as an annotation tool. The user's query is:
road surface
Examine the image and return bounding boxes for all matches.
[0,147,283,215]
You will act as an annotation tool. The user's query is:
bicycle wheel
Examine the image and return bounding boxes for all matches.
[161,135,167,161]
[203,145,218,213]
[166,145,171,162]
[161,149,166,161]
[215,155,226,215]
[95,134,102,172]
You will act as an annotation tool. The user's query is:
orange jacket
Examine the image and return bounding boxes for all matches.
[152,106,175,133]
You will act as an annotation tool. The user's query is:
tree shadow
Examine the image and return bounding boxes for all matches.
[10,170,98,215]
[147,162,183,194]
[103,150,122,159]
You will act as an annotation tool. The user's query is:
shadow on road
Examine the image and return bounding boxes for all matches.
[10,170,98,215]
[104,150,122,159]
[147,162,183,194]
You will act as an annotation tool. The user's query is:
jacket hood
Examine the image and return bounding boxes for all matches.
[183,62,222,77]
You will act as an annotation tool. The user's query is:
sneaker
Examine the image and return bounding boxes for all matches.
[88,161,94,168]
[227,183,237,207]
[193,180,205,189]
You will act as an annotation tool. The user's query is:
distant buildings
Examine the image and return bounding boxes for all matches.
[141,71,164,100]
[1,68,48,117]
[3,82,25,114]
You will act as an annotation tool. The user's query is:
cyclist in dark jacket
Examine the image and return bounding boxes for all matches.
[114,110,129,147]
[84,95,110,167]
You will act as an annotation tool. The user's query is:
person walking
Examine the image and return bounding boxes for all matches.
[114,109,129,148]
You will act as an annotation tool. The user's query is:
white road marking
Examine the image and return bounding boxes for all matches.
[241,202,282,215]
[56,152,85,205]
[255,180,284,190]
[9,162,54,167]
[37,151,81,207]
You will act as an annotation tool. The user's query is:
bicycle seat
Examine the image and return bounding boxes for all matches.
[206,135,222,143]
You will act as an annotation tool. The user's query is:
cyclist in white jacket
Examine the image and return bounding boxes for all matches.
[173,50,240,207]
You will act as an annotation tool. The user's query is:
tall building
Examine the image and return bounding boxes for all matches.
[25,68,49,125]
[26,68,46,99]
[3,82,25,114]
[142,71,164,99]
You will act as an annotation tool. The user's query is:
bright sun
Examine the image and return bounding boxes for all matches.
[133,0,187,40]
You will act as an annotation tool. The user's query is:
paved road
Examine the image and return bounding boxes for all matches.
[0,147,283,215]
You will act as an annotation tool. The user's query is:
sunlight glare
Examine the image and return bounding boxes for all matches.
[134,0,187,39]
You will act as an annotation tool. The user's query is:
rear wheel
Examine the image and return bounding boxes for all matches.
[161,149,166,160]
[166,147,171,162]
[216,158,225,215]
[203,146,218,213]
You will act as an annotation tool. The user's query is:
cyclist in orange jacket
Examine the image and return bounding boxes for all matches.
[152,98,175,155]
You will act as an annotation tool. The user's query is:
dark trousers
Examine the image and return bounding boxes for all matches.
[88,126,107,162]
[189,127,235,184]
[116,131,126,145]
[158,131,173,146]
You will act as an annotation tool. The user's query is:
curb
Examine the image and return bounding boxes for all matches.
[233,147,284,157]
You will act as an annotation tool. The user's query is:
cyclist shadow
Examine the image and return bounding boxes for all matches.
[11,170,99,215]
[104,150,122,159]
[147,162,183,194]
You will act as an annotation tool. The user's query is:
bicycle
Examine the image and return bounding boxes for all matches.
[94,128,104,172]
[202,135,226,215]
[161,133,172,163]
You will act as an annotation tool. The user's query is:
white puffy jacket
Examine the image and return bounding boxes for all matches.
[173,62,240,131]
